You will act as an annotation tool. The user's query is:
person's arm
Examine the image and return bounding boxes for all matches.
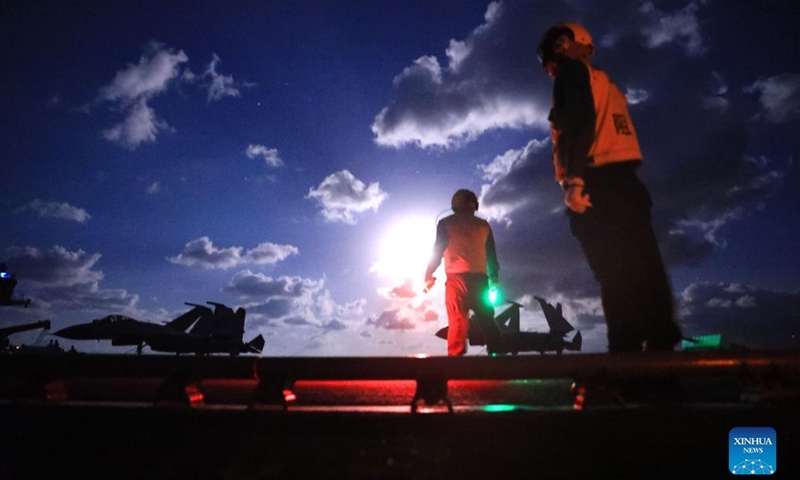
[549,58,595,184]
[425,221,448,281]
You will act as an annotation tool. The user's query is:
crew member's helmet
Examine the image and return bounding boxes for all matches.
[451,189,479,212]
[537,22,594,66]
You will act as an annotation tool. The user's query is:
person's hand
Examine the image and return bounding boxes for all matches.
[423,276,436,293]
[564,179,592,213]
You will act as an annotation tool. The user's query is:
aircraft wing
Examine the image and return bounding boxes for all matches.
[534,296,575,334]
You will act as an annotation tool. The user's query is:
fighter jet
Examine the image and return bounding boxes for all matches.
[53,305,208,354]
[435,296,582,355]
[144,302,265,356]
[53,302,264,356]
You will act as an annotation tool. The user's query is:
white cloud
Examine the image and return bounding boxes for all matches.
[677,282,800,350]
[625,87,649,105]
[245,144,284,167]
[367,309,416,330]
[639,1,707,56]
[227,272,367,341]
[306,170,388,224]
[15,199,91,223]
[102,99,169,149]
[371,1,551,149]
[95,44,248,149]
[146,181,162,195]
[1,245,141,319]
[5,245,103,287]
[224,271,323,299]
[476,138,551,225]
[744,73,800,123]
[204,54,245,102]
[96,44,181,148]
[167,237,298,269]
[98,43,188,104]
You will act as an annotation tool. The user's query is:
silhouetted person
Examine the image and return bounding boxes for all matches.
[537,22,683,353]
[425,189,506,355]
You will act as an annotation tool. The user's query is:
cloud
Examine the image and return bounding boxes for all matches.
[471,115,789,314]
[384,280,416,300]
[701,72,729,111]
[94,44,247,149]
[203,54,248,102]
[1,245,139,316]
[321,319,347,331]
[639,1,707,56]
[228,272,367,339]
[677,282,800,350]
[223,271,323,299]
[102,98,170,149]
[367,309,416,330]
[306,170,388,224]
[625,87,649,105]
[371,1,552,149]
[15,199,91,223]
[370,0,719,150]
[744,73,800,123]
[167,237,298,269]
[4,245,103,287]
[371,277,441,331]
[146,181,162,195]
[98,43,188,104]
[245,144,284,167]
[95,43,183,148]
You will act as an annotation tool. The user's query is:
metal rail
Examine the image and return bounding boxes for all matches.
[1,349,798,410]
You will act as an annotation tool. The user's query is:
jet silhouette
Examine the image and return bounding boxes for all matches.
[435,296,581,355]
[146,302,265,356]
[54,302,264,356]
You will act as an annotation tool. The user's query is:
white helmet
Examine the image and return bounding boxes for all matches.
[537,22,594,65]
[559,22,593,50]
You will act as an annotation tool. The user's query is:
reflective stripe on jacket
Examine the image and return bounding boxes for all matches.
[549,57,642,182]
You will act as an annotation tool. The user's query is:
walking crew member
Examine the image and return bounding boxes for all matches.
[425,189,505,355]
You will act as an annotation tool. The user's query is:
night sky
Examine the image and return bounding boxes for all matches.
[2,0,799,355]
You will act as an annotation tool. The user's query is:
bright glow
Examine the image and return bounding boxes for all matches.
[488,286,498,305]
[482,404,518,413]
[371,216,436,284]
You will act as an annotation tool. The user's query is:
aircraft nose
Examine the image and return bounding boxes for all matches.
[53,324,91,339]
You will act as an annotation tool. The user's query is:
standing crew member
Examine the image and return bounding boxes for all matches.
[425,189,505,356]
[537,22,683,353]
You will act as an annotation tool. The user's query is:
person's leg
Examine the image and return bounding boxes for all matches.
[445,275,469,356]
[637,226,682,351]
[570,172,648,353]
[623,176,682,352]
[575,228,646,353]
[465,274,504,354]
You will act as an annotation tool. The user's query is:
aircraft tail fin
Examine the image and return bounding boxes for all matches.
[434,326,448,340]
[192,302,245,339]
[534,296,575,335]
[246,334,265,354]
[166,305,209,332]
[566,331,582,351]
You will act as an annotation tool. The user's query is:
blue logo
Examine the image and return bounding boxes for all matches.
[729,427,776,475]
